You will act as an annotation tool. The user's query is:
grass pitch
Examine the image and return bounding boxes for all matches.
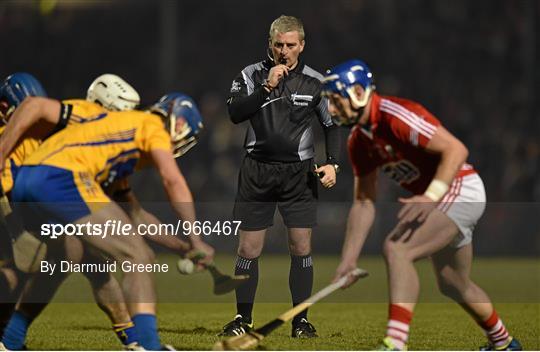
[25,255,539,350]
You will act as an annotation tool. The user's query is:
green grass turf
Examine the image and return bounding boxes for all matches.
[25,255,539,350]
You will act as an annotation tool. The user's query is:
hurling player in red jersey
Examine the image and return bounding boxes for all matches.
[323,60,521,351]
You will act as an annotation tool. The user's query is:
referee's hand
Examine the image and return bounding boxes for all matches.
[315,164,336,188]
[267,64,289,88]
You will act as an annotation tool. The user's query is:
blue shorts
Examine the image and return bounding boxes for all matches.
[12,165,110,228]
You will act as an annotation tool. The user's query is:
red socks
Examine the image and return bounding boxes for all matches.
[480,310,511,348]
[385,304,413,350]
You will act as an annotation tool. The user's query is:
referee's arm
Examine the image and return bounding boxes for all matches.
[227,74,270,124]
[316,94,341,163]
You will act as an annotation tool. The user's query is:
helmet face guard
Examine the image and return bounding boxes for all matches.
[0,100,14,124]
[322,59,375,126]
[0,72,47,123]
[149,93,204,158]
[172,135,198,157]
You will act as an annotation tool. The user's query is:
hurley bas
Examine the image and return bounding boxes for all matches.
[40,260,169,275]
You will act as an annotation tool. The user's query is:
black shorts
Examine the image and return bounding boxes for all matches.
[233,156,318,231]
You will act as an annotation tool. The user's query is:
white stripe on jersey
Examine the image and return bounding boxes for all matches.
[382,99,438,134]
[380,99,437,139]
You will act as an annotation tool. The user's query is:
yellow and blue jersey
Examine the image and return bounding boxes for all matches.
[63,99,110,125]
[23,108,171,186]
[0,125,40,195]
[1,100,108,195]
[12,106,171,224]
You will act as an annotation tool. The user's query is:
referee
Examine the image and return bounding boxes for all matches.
[220,15,340,338]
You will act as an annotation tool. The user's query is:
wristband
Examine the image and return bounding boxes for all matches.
[424,179,449,202]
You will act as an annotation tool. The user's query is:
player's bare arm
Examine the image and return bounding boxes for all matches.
[393,127,468,240]
[424,126,469,185]
[397,126,469,226]
[0,97,60,168]
[109,178,191,255]
[334,170,377,287]
[150,148,215,266]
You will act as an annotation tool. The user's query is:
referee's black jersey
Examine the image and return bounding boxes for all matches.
[227,59,340,163]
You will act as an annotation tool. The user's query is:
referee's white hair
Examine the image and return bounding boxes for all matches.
[269,15,305,42]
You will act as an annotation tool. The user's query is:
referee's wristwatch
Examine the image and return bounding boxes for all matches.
[330,163,340,174]
[326,157,340,174]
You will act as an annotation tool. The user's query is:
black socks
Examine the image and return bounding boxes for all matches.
[289,254,313,324]
[235,255,259,321]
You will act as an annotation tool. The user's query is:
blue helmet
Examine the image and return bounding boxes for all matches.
[322,59,375,126]
[149,92,204,158]
[0,72,47,122]
[323,59,374,94]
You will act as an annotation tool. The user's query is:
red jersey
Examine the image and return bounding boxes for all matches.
[348,93,476,195]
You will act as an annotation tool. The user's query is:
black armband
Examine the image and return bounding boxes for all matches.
[46,104,72,138]
[56,103,72,130]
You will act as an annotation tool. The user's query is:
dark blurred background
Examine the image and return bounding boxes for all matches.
[1,0,538,255]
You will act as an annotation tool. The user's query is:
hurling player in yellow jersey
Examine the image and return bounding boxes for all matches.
[0,73,149,350]
[0,92,212,350]
[0,73,46,339]
[0,73,44,215]
[2,74,151,350]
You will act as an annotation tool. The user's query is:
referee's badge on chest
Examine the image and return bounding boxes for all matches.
[290,93,313,106]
